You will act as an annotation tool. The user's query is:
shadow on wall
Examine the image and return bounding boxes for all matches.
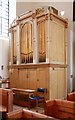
[73,77,75,91]
[73,34,75,91]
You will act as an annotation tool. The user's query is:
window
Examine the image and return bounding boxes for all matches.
[0,0,9,37]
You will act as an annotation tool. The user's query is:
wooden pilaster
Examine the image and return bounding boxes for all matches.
[9,29,13,64]
[46,9,51,63]
[16,24,21,65]
[33,10,39,63]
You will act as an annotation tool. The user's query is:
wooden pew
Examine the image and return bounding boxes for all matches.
[0,88,13,118]
[7,109,59,120]
[45,99,75,119]
[67,92,75,102]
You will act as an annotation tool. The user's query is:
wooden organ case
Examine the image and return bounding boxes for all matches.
[9,7,68,100]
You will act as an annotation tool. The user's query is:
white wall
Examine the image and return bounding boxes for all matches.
[0,38,2,78]
[16,2,37,16]
[9,0,16,25]
[16,2,73,92]
[73,22,75,91]
[0,0,16,80]
[0,37,9,79]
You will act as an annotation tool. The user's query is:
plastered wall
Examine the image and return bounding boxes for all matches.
[0,37,9,79]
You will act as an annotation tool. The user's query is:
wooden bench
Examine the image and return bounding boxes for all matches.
[11,88,35,108]
[7,109,58,120]
[67,92,75,102]
[0,88,13,118]
[45,99,75,119]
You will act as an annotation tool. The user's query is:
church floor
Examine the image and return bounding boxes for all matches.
[13,104,44,114]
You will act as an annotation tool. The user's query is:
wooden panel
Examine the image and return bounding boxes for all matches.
[57,68,66,99]
[12,68,49,91]
[50,67,58,99]
[9,69,18,88]
[45,99,75,119]
[38,20,46,62]
[50,67,67,99]
[9,67,49,98]
[50,20,65,64]
[36,67,49,99]
[28,69,37,90]
[37,68,48,88]
[67,92,75,102]
[18,69,28,89]
[0,89,13,113]
[13,30,17,64]
[9,64,67,100]
[11,69,37,90]
[21,22,33,63]
[16,69,37,89]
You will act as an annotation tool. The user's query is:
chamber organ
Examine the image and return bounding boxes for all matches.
[9,7,68,100]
